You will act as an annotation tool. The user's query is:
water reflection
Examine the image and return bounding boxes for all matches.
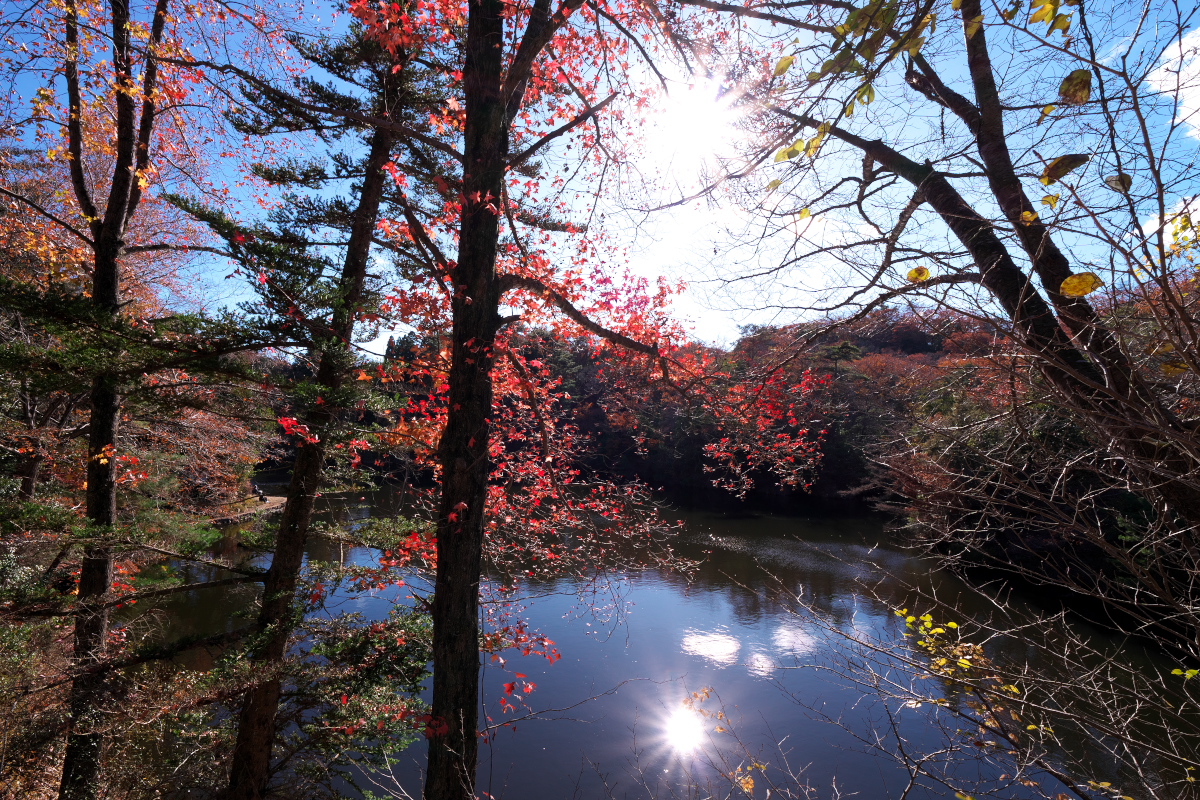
[661,708,707,753]
[745,651,776,677]
[771,622,818,656]
[680,628,740,666]
[141,493,1170,799]
[679,622,818,676]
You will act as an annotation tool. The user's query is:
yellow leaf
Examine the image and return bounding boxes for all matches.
[1037,103,1056,125]
[908,266,931,282]
[1041,194,1060,209]
[965,14,983,37]
[774,55,795,77]
[1059,271,1104,296]
[797,207,812,220]
[1039,153,1089,185]
[804,123,829,158]
[774,143,802,162]
[1049,12,1071,34]
[1059,69,1091,105]
[767,179,783,191]
[952,0,962,9]
[1020,210,1038,224]
[1029,0,1057,23]
[1161,360,1190,377]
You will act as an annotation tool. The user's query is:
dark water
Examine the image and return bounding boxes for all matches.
[134,491,1155,799]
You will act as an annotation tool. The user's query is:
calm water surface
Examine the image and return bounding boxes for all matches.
[143,492,1127,799]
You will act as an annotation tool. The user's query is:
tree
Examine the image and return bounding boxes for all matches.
[340,2,684,795]
[0,2,302,795]
[0,3,208,795]
[668,0,1200,626]
[164,15,465,796]
[653,0,1200,794]
[668,0,1200,510]
[341,0,849,790]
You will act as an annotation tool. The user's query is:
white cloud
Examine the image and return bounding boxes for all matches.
[1148,27,1200,137]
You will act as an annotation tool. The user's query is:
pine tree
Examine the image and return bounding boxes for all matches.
[174,19,451,798]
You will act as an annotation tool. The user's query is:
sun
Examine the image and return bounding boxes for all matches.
[642,76,746,181]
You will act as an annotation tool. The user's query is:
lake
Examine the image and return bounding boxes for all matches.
[143,489,1148,799]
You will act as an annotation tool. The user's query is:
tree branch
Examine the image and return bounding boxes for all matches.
[123,541,266,578]
[503,0,588,124]
[24,625,258,696]
[124,0,171,226]
[0,185,93,245]
[63,0,99,231]
[497,273,658,357]
[163,57,464,162]
[769,104,1100,386]
[508,92,618,169]
[15,575,262,617]
[124,243,230,257]
[588,4,668,90]
[670,0,835,32]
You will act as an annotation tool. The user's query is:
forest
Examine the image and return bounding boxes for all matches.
[1,0,1198,798]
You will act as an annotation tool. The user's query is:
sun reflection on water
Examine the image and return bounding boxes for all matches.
[662,708,707,753]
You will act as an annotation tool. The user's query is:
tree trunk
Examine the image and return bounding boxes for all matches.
[424,0,506,795]
[59,366,121,800]
[953,0,1200,524]
[224,127,394,800]
[17,450,44,499]
[225,443,325,800]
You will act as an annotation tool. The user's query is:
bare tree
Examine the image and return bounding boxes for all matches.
[639,0,1200,795]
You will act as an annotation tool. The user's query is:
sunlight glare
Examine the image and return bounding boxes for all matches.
[663,708,707,753]
[644,77,745,179]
